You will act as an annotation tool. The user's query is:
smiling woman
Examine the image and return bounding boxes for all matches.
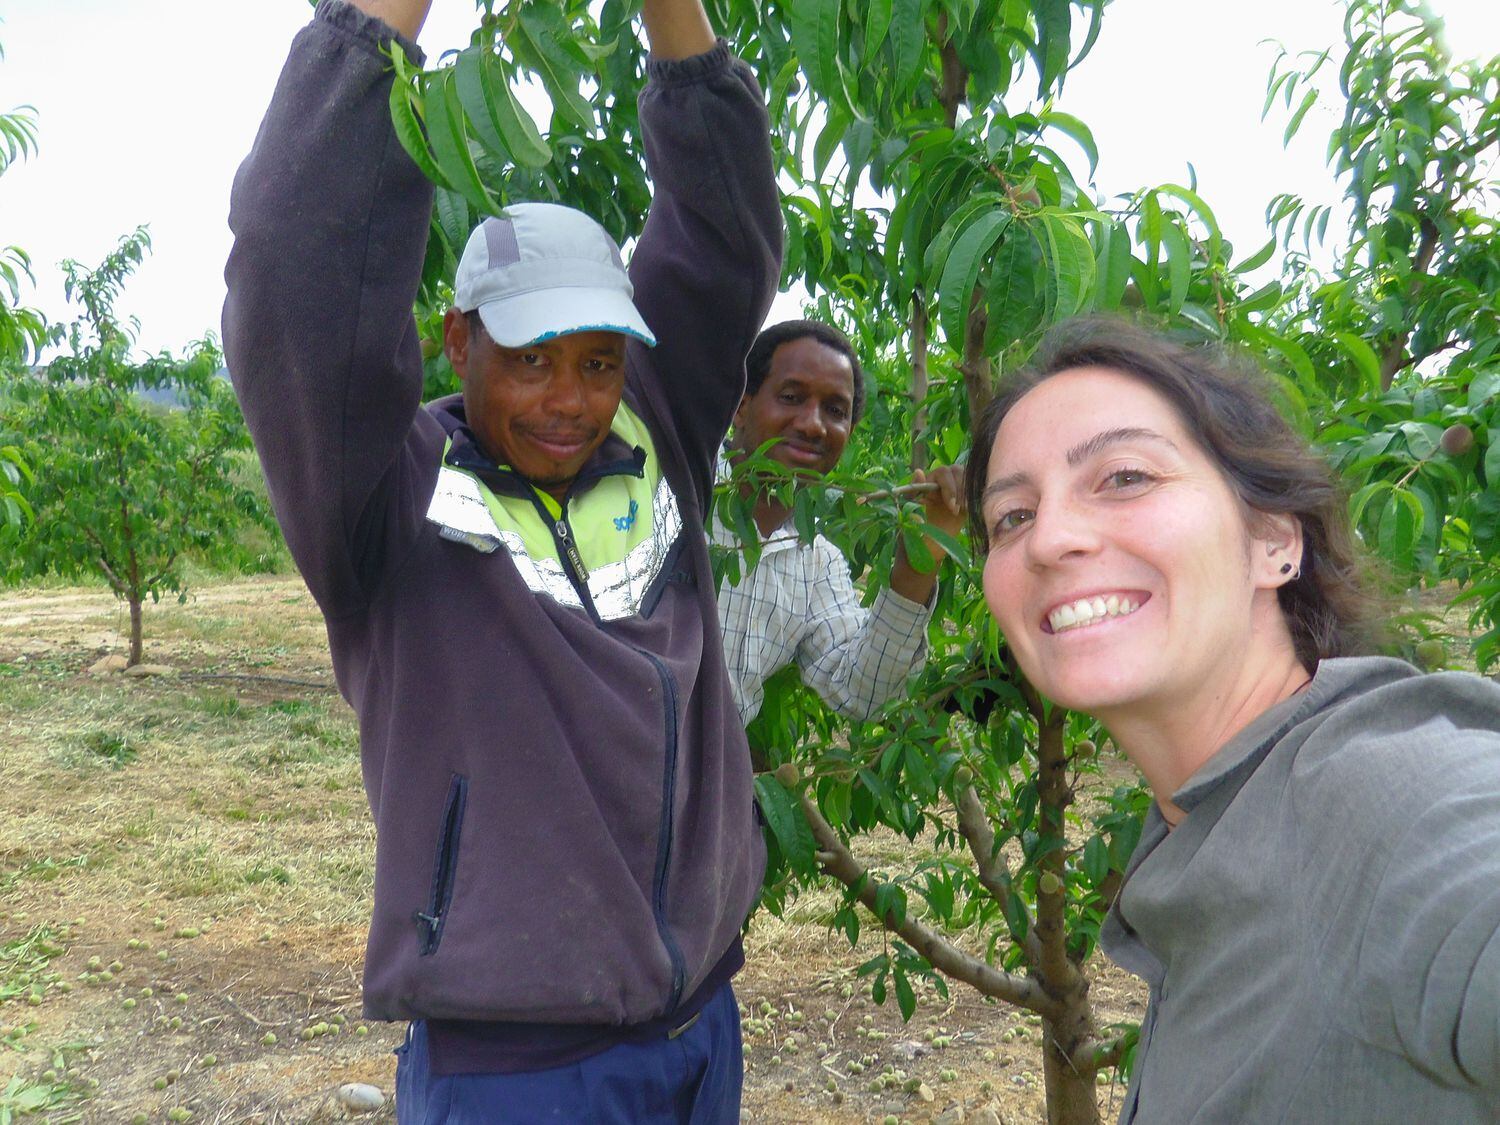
[966,317,1500,1122]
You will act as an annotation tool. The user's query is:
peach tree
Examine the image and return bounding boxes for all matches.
[0,229,266,665]
[380,1,1494,1120]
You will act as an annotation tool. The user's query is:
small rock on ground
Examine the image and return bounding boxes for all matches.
[933,1104,966,1125]
[123,662,174,677]
[971,1108,1004,1125]
[88,654,128,675]
[336,1083,385,1114]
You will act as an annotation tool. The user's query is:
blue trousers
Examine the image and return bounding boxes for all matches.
[394,982,742,1124]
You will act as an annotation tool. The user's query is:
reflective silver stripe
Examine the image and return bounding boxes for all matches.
[425,466,681,620]
[499,527,585,611]
[426,468,503,552]
[588,475,682,621]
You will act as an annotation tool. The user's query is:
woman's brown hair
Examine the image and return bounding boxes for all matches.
[965,317,1389,670]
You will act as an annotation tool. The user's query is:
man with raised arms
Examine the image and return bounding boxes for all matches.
[223,0,780,1117]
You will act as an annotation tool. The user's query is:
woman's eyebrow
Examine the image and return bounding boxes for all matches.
[1066,427,1177,466]
[983,427,1179,505]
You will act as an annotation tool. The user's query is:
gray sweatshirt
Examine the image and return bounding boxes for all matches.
[1103,656,1500,1121]
[223,0,781,1033]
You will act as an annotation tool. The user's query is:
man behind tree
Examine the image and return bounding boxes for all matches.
[223,0,780,1118]
[717,320,966,727]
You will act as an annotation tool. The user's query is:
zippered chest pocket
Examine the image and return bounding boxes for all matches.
[414,774,468,956]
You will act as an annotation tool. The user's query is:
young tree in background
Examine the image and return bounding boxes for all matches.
[0,229,264,665]
[0,32,43,528]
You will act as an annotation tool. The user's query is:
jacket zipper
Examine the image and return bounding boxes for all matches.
[452,451,687,1009]
[641,648,688,1011]
[415,774,468,956]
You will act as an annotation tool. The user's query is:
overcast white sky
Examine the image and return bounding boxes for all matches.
[0,0,1495,358]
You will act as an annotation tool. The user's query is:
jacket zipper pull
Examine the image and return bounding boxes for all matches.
[555,518,590,583]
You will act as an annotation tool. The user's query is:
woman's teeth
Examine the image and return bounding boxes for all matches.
[1048,595,1137,634]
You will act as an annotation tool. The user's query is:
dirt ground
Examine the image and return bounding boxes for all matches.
[0,576,1146,1123]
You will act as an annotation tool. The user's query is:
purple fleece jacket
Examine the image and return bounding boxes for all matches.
[223,0,780,1031]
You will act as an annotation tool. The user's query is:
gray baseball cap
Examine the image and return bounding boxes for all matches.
[453,203,657,349]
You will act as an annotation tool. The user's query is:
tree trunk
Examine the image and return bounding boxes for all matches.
[127,596,143,667]
[1042,1018,1102,1125]
[960,291,994,419]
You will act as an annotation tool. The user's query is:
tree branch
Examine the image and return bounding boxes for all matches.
[1070,1034,1129,1072]
[910,291,929,472]
[1379,214,1442,389]
[1024,683,1083,997]
[798,793,1049,1013]
[954,784,1043,966]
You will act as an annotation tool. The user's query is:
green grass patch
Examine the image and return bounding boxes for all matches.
[75,730,138,768]
[0,924,68,1004]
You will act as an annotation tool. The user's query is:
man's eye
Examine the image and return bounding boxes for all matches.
[520,352,544,366]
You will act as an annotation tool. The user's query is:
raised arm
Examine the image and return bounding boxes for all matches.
[223,1,435,616]
[626,14,783,513]
[641,0,716,60]
[794,539,933,722]
[348,0,432,40]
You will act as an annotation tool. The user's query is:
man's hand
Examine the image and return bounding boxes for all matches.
[912,464,966,541]
[889,463,967,606]
[641,0,716,60]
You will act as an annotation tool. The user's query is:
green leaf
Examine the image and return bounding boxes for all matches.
[894,966,916,1021]
[1157,182,1221,261]
[455,46,551,169]
[1039,213,1095,320]
[901,525,936,574]
[1486,433,1500,488]
[516,8,595,130]
[1467,371,1500,410]
[1032,0,1072,96]
[1082,835,1109,885]
[789,0,844,105]
[1334,331,1382,397]
[937,210,1012,345]
[433,187,470,254]
[423,70,499,216]
[1284,87,1318,144]
[1233,236,1277,274]
[1398,421,1442,462]
[890,0,925,95]
[873,881,908,927]
[986,226,1043,346]
[865,0,895,55]
[1093,221,1131,310]
[1163,222,1191,316]
[753,775,817,873]
[388,66,450,191]
[1041,110,1097,180]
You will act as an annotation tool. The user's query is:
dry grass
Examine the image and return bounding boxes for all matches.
[0,576,1145,1123]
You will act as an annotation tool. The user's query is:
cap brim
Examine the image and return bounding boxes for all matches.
[475,287,657,349]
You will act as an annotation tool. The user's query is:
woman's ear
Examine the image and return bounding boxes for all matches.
[1253,512,1305,589]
